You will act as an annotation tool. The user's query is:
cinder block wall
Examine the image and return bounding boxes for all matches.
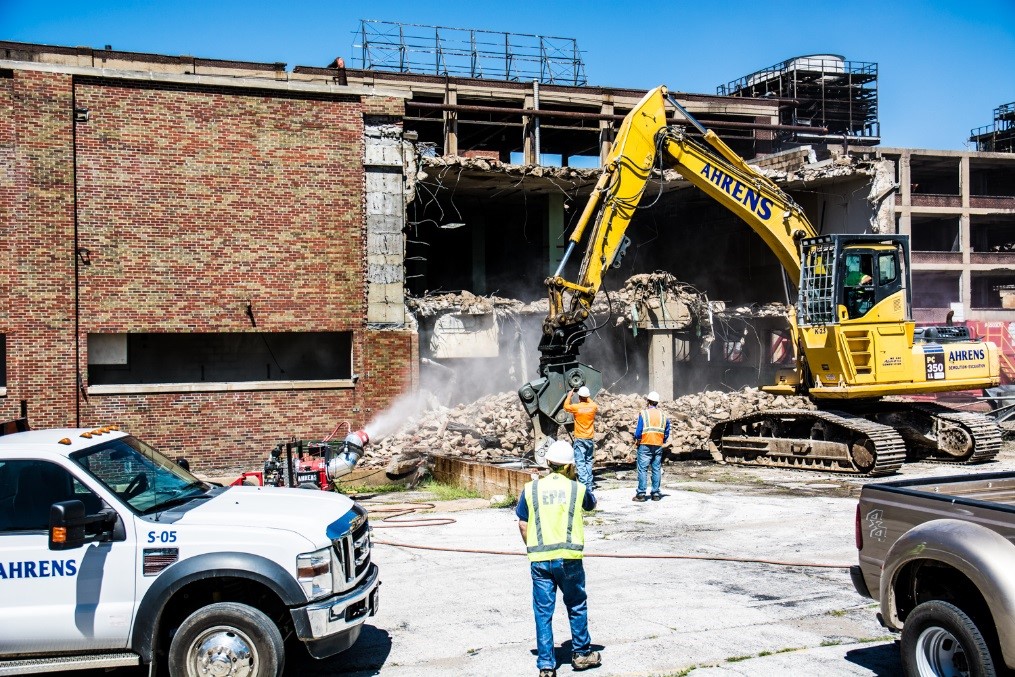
[0,69,415,473]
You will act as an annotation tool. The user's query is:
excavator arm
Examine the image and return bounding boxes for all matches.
[545,86,814,339]
[522,86,816,457]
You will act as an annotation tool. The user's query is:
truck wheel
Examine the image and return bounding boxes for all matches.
[168,601,284,677]
[901,600,996,677]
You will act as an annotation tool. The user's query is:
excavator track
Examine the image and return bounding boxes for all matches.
[709,409,907,477]
[870,401,1002,464]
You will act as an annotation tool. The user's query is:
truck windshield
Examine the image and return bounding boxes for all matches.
[71,436,210,514]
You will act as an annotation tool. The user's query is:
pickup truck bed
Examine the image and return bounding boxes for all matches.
[854,471,1015,675]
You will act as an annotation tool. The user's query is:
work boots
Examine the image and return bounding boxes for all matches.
[572,651,602,670]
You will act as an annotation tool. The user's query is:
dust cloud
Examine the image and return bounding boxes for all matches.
[364,392,431,442]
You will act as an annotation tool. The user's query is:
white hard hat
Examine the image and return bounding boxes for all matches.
[544,440,575,466]
[646,391,660,403]
[577,386,591,398]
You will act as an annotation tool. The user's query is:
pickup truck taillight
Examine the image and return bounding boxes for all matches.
[855,504,863,550]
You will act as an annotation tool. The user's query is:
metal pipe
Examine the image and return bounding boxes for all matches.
[405,100,827,133]
[554,241,576,277]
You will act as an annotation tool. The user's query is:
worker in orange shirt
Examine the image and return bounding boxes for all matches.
[563,386,598,493]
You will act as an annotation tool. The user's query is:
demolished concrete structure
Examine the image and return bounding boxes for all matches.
[403,148,893,405]
[3,31,1014,473]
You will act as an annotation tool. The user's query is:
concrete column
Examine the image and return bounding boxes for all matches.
[648,332,675,401]
[522,93,536,165]
[443,86,458,157]
[599,99,614,165]
[899,152,911,208]
[547,193,565,277]
[960,155,971,310]
[364,119,406,325]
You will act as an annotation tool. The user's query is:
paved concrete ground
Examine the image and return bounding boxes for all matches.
[293,480,894,677]
[67,443,1015,676]
[292,443,1015,677]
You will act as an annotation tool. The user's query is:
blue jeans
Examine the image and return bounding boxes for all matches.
[572,438,595,492]
[530,558,591,669]
[636,444,663,496]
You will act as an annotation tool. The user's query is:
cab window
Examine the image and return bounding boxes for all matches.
[0,461,101,532]
[843,252,875,318]
[878,253,898,285]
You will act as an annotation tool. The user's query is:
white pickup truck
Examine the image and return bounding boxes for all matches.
[0,420,379,676]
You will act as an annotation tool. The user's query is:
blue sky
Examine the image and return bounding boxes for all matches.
[3,0,1013,150]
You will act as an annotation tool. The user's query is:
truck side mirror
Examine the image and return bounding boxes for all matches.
[49,500,86,551]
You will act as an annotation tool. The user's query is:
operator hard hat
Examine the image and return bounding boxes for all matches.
[544,440,575,466]
[577,386,591,398]
[646,391,660,403]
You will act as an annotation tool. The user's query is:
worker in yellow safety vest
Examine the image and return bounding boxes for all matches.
[632,391,670,502]
[516,440,602,677]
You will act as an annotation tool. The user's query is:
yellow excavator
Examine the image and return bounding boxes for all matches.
[517,85,1001,476]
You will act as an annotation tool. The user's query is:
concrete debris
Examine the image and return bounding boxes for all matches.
[364,388,815,472]
[419,155,601,182]
[713,301,793,319]
[407,281,789,331]
[612,272,708,331]
[407,291,543,317]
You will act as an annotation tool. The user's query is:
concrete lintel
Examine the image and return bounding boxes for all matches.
[1,58,411,99]
[87,379,355,395]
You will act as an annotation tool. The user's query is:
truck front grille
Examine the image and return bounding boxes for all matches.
[332,504,371,586]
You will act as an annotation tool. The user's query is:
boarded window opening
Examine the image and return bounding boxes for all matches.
[87,332,352,385]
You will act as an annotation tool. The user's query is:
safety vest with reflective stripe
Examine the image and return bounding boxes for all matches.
[639,407,668,447]
[523,473,586,562]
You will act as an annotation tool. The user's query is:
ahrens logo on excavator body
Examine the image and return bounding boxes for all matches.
[949,348,986,362]
[699,162,774,220]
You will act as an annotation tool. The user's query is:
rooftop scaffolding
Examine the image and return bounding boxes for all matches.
[971,102,1015,153]
[354,20,587,85]
[718,54,879,145]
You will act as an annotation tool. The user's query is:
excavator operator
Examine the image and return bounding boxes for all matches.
[843,252,875,318]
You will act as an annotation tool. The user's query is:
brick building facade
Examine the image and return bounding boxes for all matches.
[0,57,417,473]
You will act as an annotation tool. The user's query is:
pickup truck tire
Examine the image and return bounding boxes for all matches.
[168,601,284,677]
[901,600,996,677]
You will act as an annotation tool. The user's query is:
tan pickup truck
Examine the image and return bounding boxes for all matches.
[852,472,1015,676]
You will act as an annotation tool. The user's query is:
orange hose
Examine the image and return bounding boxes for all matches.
[372,539,851,569]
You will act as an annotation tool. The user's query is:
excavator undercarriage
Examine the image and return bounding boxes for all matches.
[709,400,1001,476]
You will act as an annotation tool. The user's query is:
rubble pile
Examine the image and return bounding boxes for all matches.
[363,388,815,470]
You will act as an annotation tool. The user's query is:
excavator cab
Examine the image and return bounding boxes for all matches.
[797,234,911,328]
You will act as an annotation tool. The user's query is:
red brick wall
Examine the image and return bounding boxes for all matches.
[3,70,417,473]
[1,70,77,427]
[0,73,12,391]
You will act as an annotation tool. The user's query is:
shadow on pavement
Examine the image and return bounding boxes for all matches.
[288,624,392,676]
[844,641,901,676]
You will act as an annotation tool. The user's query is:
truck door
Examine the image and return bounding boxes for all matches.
[0,459,137,653]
